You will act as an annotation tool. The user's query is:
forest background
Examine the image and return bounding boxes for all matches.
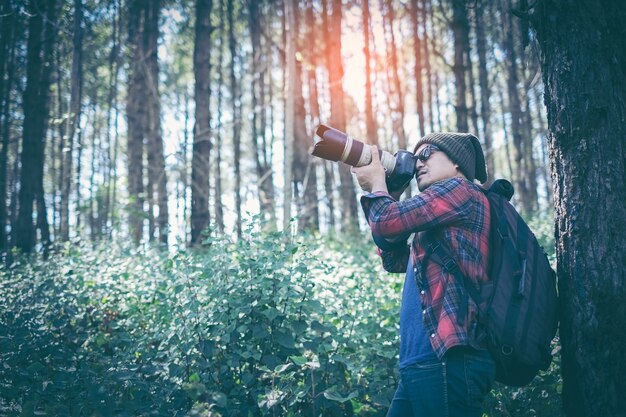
[1,0,625,416]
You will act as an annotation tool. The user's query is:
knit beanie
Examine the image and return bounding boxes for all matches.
[413,132,488,183]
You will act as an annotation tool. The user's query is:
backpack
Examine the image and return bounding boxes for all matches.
[425,179,559,386]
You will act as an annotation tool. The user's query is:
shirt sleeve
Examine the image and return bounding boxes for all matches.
[377,245,410,273]
[360,177,473,241]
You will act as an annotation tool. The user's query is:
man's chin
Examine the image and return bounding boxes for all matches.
[417,178,431,192]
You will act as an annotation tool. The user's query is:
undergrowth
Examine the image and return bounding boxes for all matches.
[0,218,561,416]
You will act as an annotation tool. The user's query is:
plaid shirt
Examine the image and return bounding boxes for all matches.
[360,177,490,359]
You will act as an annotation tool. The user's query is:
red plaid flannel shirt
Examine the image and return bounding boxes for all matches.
[360,177,491,359]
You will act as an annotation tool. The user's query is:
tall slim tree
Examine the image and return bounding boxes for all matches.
[249,0,276,229]
[464,7,479,136]
[145,0,167,244]
[191,0,213,245]
[422,0,435,132]
[126,0,148,244]
[322,0,358,231]
[14,0,58,253]
[362,0,378,145]
[291,0,318,233]
[449,0,470,131]
[410,0,425,138]
[227,0,243,238]
[380,0,406,149]
[87,103,100,241]
[214,0,225,234]
[502,0,531,214]
[303,0,322,231]
[126,0,167,245]
[474,1,494,183]
[284,0,296,232]
[105,0,122,239]
[533,84,552,207]
[0,0,18,252]
[60,0,84,241]
[532,2,626,416]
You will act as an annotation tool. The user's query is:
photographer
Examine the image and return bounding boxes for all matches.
[351,133,495,417]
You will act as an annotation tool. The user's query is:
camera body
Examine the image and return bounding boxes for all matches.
[312,124,416,192]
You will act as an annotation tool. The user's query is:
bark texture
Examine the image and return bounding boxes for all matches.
[15,0,57,253]
[145,0,167,244]
[60,0,83,242]
[126,0,147,244]
[532,1,626,416]
[227,0,242,238]
[191,0,213,245]
[362,0,378,144]
[450,0,469,132]
[322,0,358,232]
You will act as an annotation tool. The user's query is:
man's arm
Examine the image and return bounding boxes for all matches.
[376,241,410,273]
[361,177,472,240]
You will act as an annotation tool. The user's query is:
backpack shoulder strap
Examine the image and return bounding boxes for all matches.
[423,236,481,325]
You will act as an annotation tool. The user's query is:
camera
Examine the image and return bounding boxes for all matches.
[311,124,416,191]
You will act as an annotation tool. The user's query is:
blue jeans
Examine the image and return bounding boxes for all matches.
[386,347,496,417]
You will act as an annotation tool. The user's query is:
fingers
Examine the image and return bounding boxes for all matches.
[370,145,380,163]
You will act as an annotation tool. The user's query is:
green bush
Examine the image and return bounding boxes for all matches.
[0,219,561,416]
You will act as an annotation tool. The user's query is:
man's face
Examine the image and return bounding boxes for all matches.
[414,144,462,191]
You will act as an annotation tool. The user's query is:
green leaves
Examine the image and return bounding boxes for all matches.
[323,389,359,403]
[274,330,296,349]
[0,227,563,416]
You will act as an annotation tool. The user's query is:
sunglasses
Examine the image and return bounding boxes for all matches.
[415,145,440,162]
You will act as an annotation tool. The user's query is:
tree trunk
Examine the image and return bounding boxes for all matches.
[409,0,425,138]
[381,0,406,149]
[53,53,63,239]
[105,0,121,239]
[214,0,225,235]
[322,0,358,232]
[15,0,57,253]
[249,0,276,230]
[422,0,435,133]
[522,78,539,212]
[126,0,147,245]
[533,85,552,207]
[291,1,310,232]
[181,94,190,242]
[522,51,541,211]
[302,0,321,232]
[498,87,514,180]
[464,6,479,136]
[191,0,213,245]
[284,0,296,232]
[145,0,167,245]
[531,2,626,416]
[474,4,494,184]
[503,0,531,214]
[8,124,20,257]
[362,0,378,144]
[88,104,99,241]
[60,0,84,242]
[75,103,85,233]
[227,0,242,239]
[0,0,18,252]
[450,0,469,131]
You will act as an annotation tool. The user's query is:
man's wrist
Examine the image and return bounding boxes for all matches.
[369,180,388,194]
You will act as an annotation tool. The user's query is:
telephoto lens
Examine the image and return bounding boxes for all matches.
[312,124,397,171]
[311,124,417,191]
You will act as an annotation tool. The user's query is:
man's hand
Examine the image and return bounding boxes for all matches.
[351,146,388,193]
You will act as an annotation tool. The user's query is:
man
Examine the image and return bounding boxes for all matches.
[351,133,495,417]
